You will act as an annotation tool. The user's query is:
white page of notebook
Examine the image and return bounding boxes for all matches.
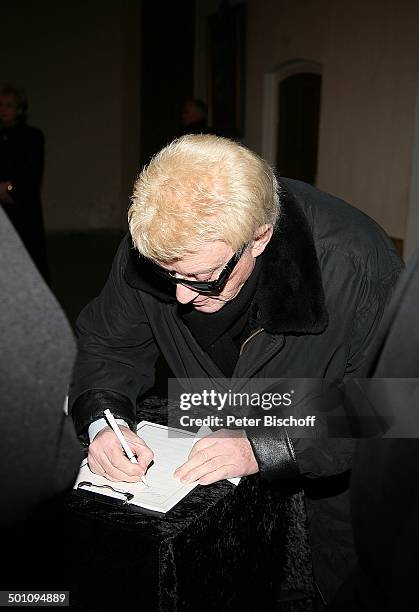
[74,421,199,513]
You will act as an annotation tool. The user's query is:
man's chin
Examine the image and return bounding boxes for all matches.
[193,301,223,313]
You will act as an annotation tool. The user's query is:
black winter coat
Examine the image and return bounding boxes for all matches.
[69,178,402,602]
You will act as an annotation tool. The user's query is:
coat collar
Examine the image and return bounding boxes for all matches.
[125,182,328,335]
[253,182,328,335]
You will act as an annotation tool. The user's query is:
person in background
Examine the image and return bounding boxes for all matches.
[0,206,82,590]
[179,98,210,135]
[0,206,82,526]
[0,84,49,281]
[331,246,419,611]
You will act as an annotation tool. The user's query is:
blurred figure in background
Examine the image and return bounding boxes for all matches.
[331,246,419,612]
[179,98,210,135]
[0,84,49,281]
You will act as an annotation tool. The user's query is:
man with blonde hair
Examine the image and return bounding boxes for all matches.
[69,134,402,604]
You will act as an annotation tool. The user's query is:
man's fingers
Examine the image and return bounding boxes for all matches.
[88,448,144,482]
[101,454,144,482]
[198,466,232,486]
[175,448,228,483]
[89,446,147,482]
[175,443,217,479]
[189,436,217,458]
[118,428,154,468]
[88,455,105,477]
[89,428,154,481]
[128,440,154,468]
[178,455,228,484]
[87,452,124,482]
[106,446,148,479]
[175,434,258,484]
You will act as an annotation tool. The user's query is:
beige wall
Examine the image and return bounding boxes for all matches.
[405,65,419,260]
[245,0,419,239]
[1,0,140,231]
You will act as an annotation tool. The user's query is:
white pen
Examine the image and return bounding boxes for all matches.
[103,409,149,487]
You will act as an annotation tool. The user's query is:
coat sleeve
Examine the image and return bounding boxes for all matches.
[69,237,161,439]
[292,249,403,480]
[249,245,403,484]
[247,393,352,484]
[344,248,403,376]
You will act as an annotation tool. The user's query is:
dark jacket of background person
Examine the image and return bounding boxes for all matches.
[0,207,82,526]
[69,178,403,603]
[331,247,419,612]
[0,122,49,280]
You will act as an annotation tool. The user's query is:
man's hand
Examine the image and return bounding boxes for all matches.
[174,429,258,485]
[88,425,154,483]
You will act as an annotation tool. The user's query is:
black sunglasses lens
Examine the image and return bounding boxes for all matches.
[150,245,244,294]
[180,280,221,294]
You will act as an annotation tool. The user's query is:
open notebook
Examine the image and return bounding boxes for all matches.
[74,421,239,513]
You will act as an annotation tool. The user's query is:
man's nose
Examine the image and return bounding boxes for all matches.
[176,284,199,304]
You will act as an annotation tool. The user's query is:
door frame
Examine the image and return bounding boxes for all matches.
[261,59,322,169]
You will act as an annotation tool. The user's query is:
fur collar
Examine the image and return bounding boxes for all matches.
[125,184,328,335]
[253,184,328,334]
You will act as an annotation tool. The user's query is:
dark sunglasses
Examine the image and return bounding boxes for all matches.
[152,245,247,295]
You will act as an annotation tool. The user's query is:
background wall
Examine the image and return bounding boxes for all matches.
[2,1,418,245]
[245,0,419,241]
[405,67,419,261]
[1,0,140,231]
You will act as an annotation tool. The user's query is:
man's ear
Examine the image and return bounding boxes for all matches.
[250,225,273,257]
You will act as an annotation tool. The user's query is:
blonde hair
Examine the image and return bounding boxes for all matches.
[128,134,280,261]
